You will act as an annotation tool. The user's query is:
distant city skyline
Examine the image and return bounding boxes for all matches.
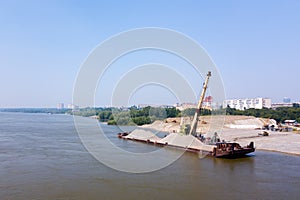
[1,1,300,108]
[55,95,299,110]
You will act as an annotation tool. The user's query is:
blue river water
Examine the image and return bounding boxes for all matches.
[0,112,299,200]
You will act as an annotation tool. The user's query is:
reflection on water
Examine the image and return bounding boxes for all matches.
[0,112,299,200]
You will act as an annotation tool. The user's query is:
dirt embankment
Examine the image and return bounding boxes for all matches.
[142,115,300,156]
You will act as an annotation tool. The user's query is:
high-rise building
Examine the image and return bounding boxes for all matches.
[223,98,271,110]
[283,97,291,103]
[67,104,79,110]
[57,103,64,109]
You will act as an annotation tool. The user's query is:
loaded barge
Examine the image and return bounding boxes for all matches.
[118,71,255,158]
[118,131,255,158]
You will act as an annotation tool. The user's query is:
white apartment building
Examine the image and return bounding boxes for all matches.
[67,104,79,110]
[223,98,271,110]
[57,103,64,109]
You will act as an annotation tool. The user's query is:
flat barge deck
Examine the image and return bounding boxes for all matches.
[118,130,255,158]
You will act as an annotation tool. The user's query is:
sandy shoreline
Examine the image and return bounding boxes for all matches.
[142,116,300,156]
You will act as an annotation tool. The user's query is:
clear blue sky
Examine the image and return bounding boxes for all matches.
[0,0,299,107]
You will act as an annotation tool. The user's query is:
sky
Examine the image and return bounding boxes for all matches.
[0,0,299,108]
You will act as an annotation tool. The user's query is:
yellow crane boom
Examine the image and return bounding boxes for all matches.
[188,71,211,135]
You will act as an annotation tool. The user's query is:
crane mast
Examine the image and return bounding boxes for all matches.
[188,71,211,136]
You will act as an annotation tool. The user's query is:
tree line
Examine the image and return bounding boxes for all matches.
[225,105,300,123]
[107,106,181,125]
[3,104,299,126]
[69,106,211,126]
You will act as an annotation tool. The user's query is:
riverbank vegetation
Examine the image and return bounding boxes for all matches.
[79,105,300,125]
[2,104,300,125]
[0,108,68,114]
[106,106,181,125]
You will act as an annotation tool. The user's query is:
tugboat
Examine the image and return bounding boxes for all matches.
[117,132,129,138]
[212,141,255,158]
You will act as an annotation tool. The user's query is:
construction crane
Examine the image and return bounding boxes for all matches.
[188,71,211,136]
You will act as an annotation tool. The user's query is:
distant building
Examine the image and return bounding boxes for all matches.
[67,104,79,110]
[175,103,197,111]
[137,104,173,109]
[203,96,213,110]
[223,98,271,110]
[271,102,293,109]
[175,96,215,111]
[284,120,298,126]
[57,103,64,109]
[283,97,291,103]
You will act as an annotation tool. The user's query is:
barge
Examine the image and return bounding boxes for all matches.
[118,130,255,158]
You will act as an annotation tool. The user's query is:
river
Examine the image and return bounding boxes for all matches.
[0,112,299,200]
